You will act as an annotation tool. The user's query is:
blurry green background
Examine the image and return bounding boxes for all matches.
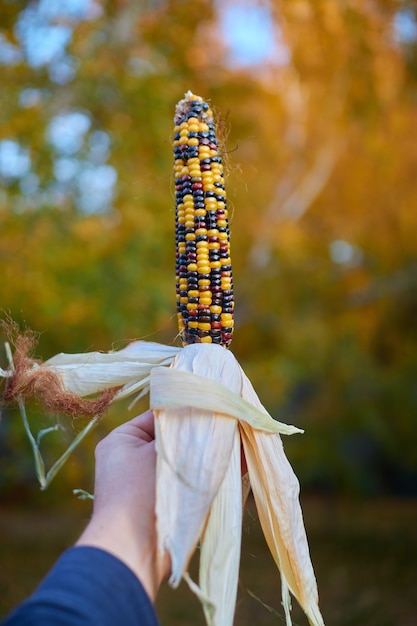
[1,0,417,624]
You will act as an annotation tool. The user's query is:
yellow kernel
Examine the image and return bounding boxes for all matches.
[198,322,211,331]
[187,263,197,271]
[197,266,211,275]
[221,313,233,322]
[188,321,199,329]
[180,297,188,304]
[210,305,222,314]
[189,168,201,177]
[207,229,219,237]
[208,242,220,250]
[195,228,207,236]
[186,303,198,311]
[195,208,206,216]
[188,137,199,146]
[217,220,227,228]
[200,336,213,343]
[185,233,196,241]
[198,279,211,287]
[218,232,228,241]
[188,290,200,298]
[210,261,222,268]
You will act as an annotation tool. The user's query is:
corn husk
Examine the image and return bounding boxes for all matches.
[239,369,325,626]
[198,427,242,626]
[2,339,324,626]
[41,340,179,399]
[153,344,242,589]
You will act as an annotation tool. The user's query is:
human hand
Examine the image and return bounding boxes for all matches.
[76,410,170,600]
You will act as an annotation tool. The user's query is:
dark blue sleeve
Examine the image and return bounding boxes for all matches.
[1,546,160,626]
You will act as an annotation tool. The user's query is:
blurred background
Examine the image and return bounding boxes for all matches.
[0,0,416,624]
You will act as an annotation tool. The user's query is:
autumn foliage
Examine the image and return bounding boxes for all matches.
[1,0,417,494]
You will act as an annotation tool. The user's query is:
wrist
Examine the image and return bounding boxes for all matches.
[76,509,159,600]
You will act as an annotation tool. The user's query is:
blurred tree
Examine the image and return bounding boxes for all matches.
[1,0,417,495]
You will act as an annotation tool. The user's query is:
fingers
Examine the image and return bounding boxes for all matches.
[127,410,155,441]
[109,409,155,443]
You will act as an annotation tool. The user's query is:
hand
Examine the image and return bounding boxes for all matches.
[76,410,170,600]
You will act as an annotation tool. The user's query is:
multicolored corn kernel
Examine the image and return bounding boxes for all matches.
[174,92,234,348]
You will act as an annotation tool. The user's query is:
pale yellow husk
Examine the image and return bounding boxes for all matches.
[3,340,324,626]
[239,369,325,626]
[198,427,242,626]
[42,340,179,398]
[153,344,242,589]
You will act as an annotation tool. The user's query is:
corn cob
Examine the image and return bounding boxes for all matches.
[174,92,234,348]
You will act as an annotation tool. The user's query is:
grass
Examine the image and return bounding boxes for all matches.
[0,495,416,625]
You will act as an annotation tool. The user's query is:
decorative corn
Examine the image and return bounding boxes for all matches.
[174,92,234,348]
[2,92,326,626]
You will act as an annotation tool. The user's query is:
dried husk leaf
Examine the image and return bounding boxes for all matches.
[198,427,242,626]
[239,371,325,626]
[150,367,302,435]
[42,341,179,398]
[153,344,243,587]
